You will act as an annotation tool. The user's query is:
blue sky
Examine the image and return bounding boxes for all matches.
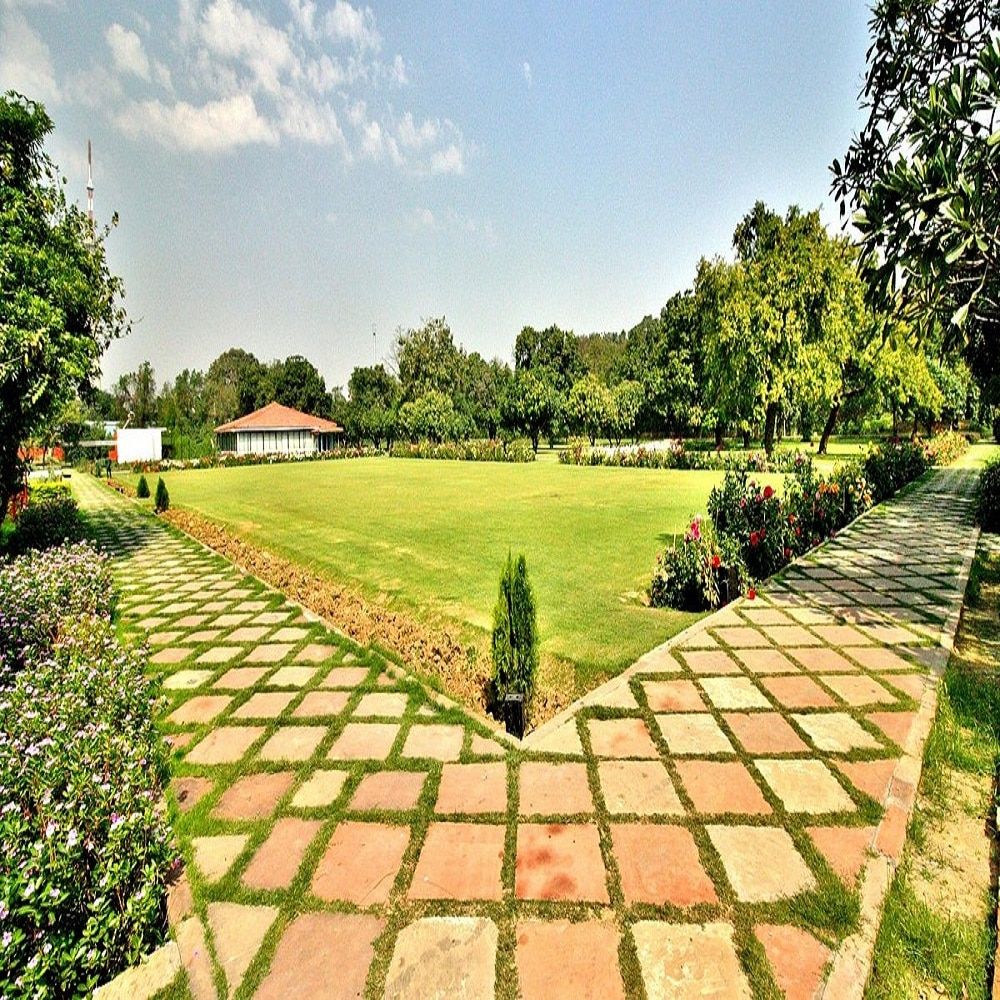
[1,0,871,391]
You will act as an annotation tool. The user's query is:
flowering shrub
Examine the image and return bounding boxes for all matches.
[8,485,82,554]
[922,430,969,467]
[977,455,1000,532]
[0,544,171,997]
[0,617,171,998]
[708,473,791,579]
[0,542,114,676]
[559,443,809,473]
[650,517,750,611]
[862,440,929,501]
[122,445,380,474]
[391,438,535,462]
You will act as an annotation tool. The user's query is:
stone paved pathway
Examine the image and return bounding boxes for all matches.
[75,466,979,999]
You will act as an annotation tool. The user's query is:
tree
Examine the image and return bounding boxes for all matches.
[503,370,561,451]
[346,364,401,447]
[205,348,265,422]
[490,552,538,713]
[265,355,329,416]
[577,332,626,382]
[567,375,613,444]
[514,325,585,393]
[459,353,511,438]
[112,361,157,426]
[611,379,644,444]
[0,92,127,511]
[398,390,457,442]
[394,317,463,401]
[833,2,1000,380]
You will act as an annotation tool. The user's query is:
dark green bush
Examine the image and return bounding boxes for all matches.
[977,456,1000,532]
[135,474,150,498]
[153,477,169,512]
[491,553,538,710]
[11,486,82,553]
[862,440,928,501]
[708,470,791,579]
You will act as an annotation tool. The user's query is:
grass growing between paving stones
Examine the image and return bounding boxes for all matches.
[866,538,1000,1000]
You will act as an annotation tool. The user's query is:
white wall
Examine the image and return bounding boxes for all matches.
[233,430,315,455]
[116,428,163,463]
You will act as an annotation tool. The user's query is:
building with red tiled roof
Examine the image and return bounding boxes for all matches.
[215,402,343,456]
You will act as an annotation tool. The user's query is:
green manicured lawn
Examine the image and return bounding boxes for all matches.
[124,458,752,691]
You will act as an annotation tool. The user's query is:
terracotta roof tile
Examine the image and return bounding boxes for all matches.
[215,402,342,434]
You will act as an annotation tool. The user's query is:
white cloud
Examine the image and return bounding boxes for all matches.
[115,93,278,152]
[275,89,345,146]
[409,206,435,228]
[287,0,317,39]
[522,61,532,87]
[325,0,380,51]
[397,111,438,149]
[430,143,464,175]
[0,11,60,102]
[106,23,150,81]
[389,53,408,85]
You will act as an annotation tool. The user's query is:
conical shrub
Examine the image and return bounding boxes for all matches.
[491,552,538,708]
[153,477,169,513]
[136,474,150,499]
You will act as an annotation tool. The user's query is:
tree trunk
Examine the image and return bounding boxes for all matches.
[818,402,840,455]
[763,402,779,455]
[910,414,919,440]
[531,431,539,452]
[714,424,724,448]
[742,429,750,448]
[891,408,898,437]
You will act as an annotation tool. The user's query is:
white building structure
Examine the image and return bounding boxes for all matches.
[215,402,343,456]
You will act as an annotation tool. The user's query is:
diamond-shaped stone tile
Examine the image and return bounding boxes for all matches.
[162,669,215,691]
[350,770,427,811]
[754,759,856,813]
[788,646,859,673]
[611,824,717,906]
[291,768,350,808]
[598,760,684,815]
[232,691,296,719]
[327,722,400,760]
[267,666,317,687]
[642,679,707,712]
[655,714,734,755]
[192,834,248,881]
[706,826,815,902]
[732,647,800,674]
[759,675,836,709]
[722,713,808,754]
[257,725,327,761]
[243,817,323,890]
[292,690,350,717]
[792,712,882,753]
[167,695,232,725]
[185,726,264,765]
[213,666,270,689]
[355,692,409,718]
[674,760,771,815]
[680,650,742,675]
[806,825,875,884]
[588,718,659,758]
[212,771,294,820]
[402,723,465,761]
[755,924,831,1000]
[515,823,609,902]
[311,821,410,904]
[699,677,771,711]
[435,762,507,814]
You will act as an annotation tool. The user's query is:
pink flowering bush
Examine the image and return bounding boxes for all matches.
[650,517,749,610]
[708,471,791,579]
[0,546,171,998]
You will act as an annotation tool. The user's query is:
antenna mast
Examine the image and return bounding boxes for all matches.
[372,323,377,364]
[86,140,94,224]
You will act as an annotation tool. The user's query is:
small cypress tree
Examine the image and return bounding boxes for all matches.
[153,477,169,513]
[136,474,150,498]
[491,552,538,708]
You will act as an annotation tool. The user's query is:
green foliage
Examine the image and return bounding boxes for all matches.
[862,441,929,501]
[834,2,1000,381]
[976,454,1000,532]
[566,374,613,444]
[0,92,128,516]
[135,474,150,498]
[390,438,534,462]
[560,442,807,473]
[398,389,459,442]
[264,354,329,416]
[10,485,82,553]
[0,544,170,998]
[922,430,969,467]
[514,325,584,393]
[153,477,169,512]
[490,552,539,709]
[503,370,562,451]
[708,471,791,579]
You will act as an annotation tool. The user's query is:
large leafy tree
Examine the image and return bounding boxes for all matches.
[205,347,265,422]
[113,361,157,425]
[264,354,329,416]
[394,317,464,401]
[833,0,1000,380]
[514,325,585,394]
[504,370,561,451]
[1,92,127,510]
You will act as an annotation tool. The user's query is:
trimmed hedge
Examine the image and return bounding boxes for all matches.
[391,438,535,463]
[8,485,82,554]
[560,441,809,473]
[0,544,171,998]
[978,455,1000,532]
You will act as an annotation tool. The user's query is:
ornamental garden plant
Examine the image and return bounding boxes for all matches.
[978,455,1000,532]
[0,543,171,998]
[490,552,539,720]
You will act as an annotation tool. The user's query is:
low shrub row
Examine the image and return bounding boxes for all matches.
[921,430,969,467]
[390,438,535,463]
[559,441,809,473]
[978,455,1000,532]
[0,544,172,998]
[123,445,381,474]
[650,436,949,612]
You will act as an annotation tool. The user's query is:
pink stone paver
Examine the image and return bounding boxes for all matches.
[723,713,809,754]
[517,920,625,1000]
[292,690,350,717]
[849,646,915,672]
[821,674,897,706]
[205,902,277,995]
[402,723,465,761]
[755,924,832,1000]
[588,717,660,758]
[519,761,594,815]
[245,643,294,663]
[515,823,609,902]
[355,691,409,717]
[195,646,242,664]
[435,762,507,814]
[642,679,706,713]
[700,676,772,711]
[835,759,899,802]
[255,912,384,1000]
[242,817,323,890]
[185,726,264,765]
[321,666,371,687]
[759,674,836,709]
[212,771,295,820]
[232,691,297,719]
[713,626,771,647]
[151,647,193,664]
[680,649,742,675]
[807,825,876,885]
[611,824,717,906]
[789,645,860,673]
[655,714,734,755]
[350,770,428,811]
[674,760,771,815]
[213,666,270,689]
[167,695,232,725]
[599,760,684,815]
[409,822,505,900]
[224,625,270,642]
[257,725,327,762]
[328,722,401,761]
[267,666,317,687]
[867,710,917,747]
[172,776,213,812]
[732,647,800,674]
[311,821,410,904]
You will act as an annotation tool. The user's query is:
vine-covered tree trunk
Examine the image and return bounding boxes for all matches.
[763,401,780,455]
[714,424,724,448]
[818,402,840,455]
